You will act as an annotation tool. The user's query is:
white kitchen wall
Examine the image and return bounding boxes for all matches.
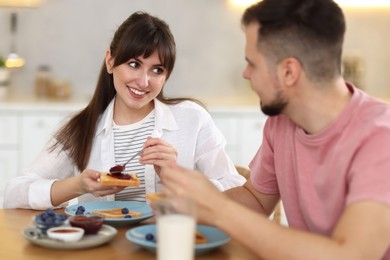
[0,1,389,101]
[343,8,390,99]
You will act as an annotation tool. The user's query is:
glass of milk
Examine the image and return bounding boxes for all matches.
[156,198,196,260]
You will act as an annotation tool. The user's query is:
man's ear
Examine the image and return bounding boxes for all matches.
[277,57,301,87]
[105,49,114,74]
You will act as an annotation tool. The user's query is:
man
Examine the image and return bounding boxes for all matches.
[160,0,390,258]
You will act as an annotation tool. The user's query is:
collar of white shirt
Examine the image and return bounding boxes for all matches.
[95,97,179,138]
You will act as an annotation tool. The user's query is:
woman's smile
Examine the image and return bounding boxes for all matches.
[129,87,148,98]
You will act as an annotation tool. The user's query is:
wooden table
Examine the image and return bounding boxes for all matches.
[0,209,258,259]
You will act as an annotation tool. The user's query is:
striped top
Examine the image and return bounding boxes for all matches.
[113,110,155,203]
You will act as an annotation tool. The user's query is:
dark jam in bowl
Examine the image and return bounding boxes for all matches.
[69,215,104,234]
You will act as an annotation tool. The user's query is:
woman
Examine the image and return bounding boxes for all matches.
[3,12,245,209]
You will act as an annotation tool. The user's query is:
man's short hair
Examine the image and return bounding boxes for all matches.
[242,0,346,83]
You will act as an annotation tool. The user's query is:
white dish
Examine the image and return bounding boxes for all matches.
[47,226,84,242]
[22,224,117,250]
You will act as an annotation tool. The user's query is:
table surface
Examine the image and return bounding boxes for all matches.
[0,209,258,260]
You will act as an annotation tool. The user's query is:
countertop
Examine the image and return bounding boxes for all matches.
[0,93,88,112]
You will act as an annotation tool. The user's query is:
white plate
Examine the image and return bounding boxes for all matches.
[22,224,117,250]
[126,224,230,255]
[65,201,153,227]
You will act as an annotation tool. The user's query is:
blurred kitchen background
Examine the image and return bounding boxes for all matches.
[0,0,389,102]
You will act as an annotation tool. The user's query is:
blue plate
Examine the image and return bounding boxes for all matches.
[126,224,230,255]
[65,201,153,227]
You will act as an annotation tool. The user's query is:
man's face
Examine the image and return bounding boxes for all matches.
[242,22,287,116]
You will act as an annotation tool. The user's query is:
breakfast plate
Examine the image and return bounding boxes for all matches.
[65,201,153,227]
[126,224,230,255]
[22,224,117,250]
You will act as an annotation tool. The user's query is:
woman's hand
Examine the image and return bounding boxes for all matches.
[140,137,178,175]
[51,169,126,206]
[78,169,125,197]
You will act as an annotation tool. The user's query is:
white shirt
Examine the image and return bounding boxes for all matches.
[3,98,245,209]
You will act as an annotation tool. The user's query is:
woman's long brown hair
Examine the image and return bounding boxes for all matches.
[51,12,203,172]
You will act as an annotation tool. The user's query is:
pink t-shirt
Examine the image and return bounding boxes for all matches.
[250,83,390,258]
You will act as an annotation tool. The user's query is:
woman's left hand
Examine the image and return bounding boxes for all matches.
[140,137,178,175]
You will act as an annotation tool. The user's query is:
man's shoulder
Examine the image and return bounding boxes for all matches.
[355,95,390,123]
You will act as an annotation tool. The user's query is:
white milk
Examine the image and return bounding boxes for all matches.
[157,214,196,260]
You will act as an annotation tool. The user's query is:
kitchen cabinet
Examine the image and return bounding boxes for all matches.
[0,98,86,207]
[0,113,20,207]
[0,98,267,207]
[0,150,18,207]
[20,112,70,168]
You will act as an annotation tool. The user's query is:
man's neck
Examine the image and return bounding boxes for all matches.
[285,78,351,135]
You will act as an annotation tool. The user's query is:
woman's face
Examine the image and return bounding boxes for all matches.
[106,50,168,118]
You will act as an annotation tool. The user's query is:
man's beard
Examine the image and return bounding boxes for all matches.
[260,90,287,117]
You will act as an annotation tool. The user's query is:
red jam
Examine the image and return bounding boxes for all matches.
[69,215,104,234]
[109,165,124,174]
[108,173,133,180]
[52,229,79,233]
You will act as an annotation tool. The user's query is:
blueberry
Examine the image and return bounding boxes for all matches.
[54,218,63,225]
[58,214,68,221]
[41,212,49,219]
[76,205,85,214]
[145,233,155,241]
[45,217,54,225]
[124,215,132,218]
[46,208,55,217]
[35,215,44,223]
[121,208,129,214]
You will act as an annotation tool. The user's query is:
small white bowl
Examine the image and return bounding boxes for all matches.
[47,226,84,242]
